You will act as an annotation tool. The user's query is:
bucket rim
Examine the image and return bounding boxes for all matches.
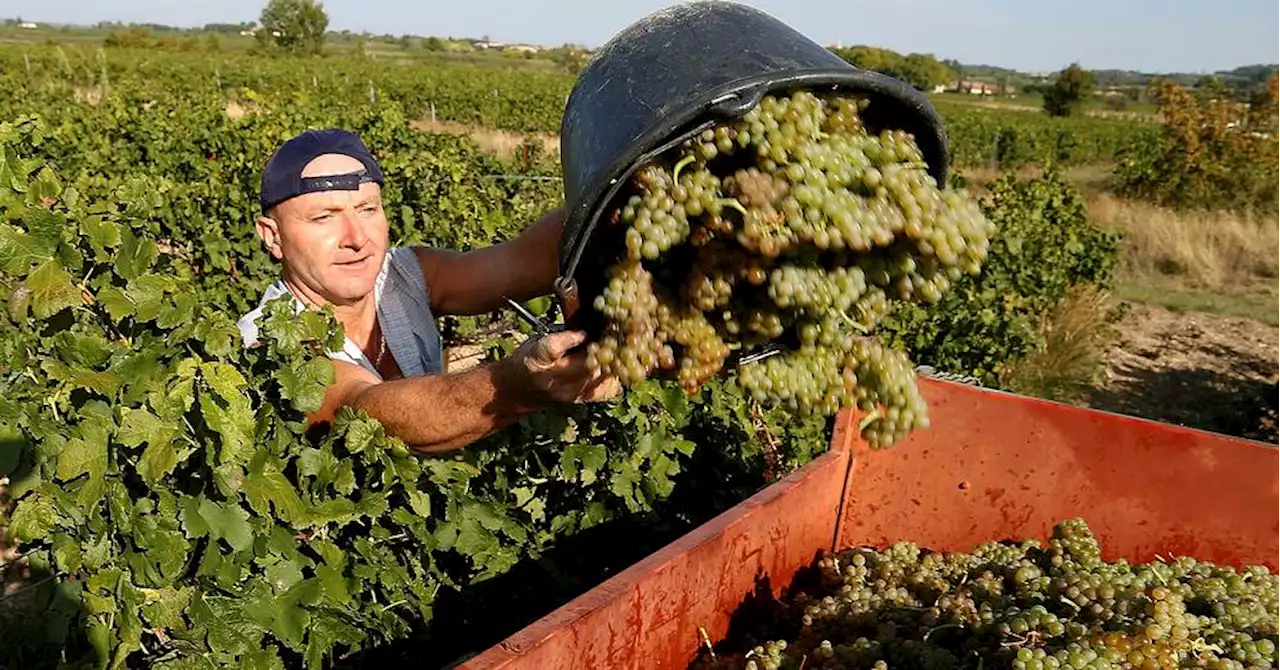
[556,66,950,293]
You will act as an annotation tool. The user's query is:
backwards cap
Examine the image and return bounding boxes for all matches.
[259,128,384,212]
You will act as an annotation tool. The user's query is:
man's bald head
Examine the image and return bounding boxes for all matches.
[301,153,366,179]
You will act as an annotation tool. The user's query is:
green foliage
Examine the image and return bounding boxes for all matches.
[0,44,1153,170]
[880,166,1120,386]
[1043,63,1094,117]
[0,116,830,669]
[831,45,954,91]
[256,0,330,56]
[1114,76,1279,214]
[935,101,1158,169]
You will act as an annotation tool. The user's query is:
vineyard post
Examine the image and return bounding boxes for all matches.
[98,48,109,93]
[60,46,73,78]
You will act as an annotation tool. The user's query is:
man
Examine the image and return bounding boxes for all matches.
[238,128,620,453]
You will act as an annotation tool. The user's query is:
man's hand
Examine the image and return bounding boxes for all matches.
[501,330,621,410]
[314,329,619,455]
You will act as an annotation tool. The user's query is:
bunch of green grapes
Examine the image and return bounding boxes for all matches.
[584,89,996,447]
[689,518,1279,670]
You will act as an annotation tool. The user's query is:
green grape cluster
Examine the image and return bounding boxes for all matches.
[584,89,997,447]
[690,518,1279,670]
[767,265,868,312]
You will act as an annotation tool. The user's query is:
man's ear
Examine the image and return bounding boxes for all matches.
[256,213,283,260]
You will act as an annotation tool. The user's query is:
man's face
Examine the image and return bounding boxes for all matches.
[257,153,389,308]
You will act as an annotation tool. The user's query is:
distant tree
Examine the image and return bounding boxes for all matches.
[422,36,445,51]
[1043,63,1093,117]
[202,22,255,34]
[830,46,954,90]
[1194,74,1230,103]
[1104,94,1128,111]
[902,52,953,90]
[256,0,328,55]
[103,27,155,49]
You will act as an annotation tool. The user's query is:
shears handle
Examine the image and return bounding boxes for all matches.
[503,297,566,338]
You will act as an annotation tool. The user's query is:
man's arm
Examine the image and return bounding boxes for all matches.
[309,329,617,453]
[414,206,565,316]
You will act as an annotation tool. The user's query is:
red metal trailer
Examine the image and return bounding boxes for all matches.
[460,377,1279,670]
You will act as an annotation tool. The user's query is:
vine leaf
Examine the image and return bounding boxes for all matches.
[26,259,80,318]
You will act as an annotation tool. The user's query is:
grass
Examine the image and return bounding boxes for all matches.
[1112,283,1278,327]
[1085,193,1279,325]
[1087,194,1279,289]
[410,117,560,161]
[960,164,1278,326]
[999,284,1120,403]
[957,164,1115,198]
[929,91,1161,122]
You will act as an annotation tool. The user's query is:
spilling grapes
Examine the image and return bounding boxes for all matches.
[582,89,997,447]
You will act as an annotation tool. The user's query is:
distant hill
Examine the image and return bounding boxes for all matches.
[940,60,1023,78]
[939,58,1278,90]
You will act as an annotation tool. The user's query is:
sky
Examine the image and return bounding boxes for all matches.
[8,0,1279,74]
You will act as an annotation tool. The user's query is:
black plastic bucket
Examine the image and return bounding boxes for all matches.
[552,1,949,324]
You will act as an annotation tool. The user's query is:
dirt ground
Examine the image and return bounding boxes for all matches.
[1084,302,1279,443]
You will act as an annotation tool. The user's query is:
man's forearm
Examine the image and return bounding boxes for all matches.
[347,360,532,454]
[421,208,566,316]
[500,208,565,302]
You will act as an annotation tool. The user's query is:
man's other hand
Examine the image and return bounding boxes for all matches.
[506,330,621,408]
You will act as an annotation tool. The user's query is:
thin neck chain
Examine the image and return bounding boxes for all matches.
[371,319,387,369]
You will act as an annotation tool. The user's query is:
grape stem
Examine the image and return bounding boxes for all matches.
[1190,638,1226,657]
[839,310,869,333]
[750,400,781,481]
[672,154,696,183]
[697,627,716,660]
[858,408,882,431]
[923,623,962,641]
[717,198,748,216]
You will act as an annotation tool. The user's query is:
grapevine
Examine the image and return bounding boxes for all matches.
[0,116,826,670]
[691,518,1280,670]
[584,90,997,447]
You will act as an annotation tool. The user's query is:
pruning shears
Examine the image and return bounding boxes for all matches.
[505,295,785,367]
[503,297,566,338]
[735,343,784,367]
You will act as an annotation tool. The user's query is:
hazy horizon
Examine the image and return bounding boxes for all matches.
[9,0,1279,74]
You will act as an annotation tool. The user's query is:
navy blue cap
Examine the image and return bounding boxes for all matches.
[259,128,385,211]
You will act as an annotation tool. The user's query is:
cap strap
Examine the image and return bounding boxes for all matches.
[297,169,374,196]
